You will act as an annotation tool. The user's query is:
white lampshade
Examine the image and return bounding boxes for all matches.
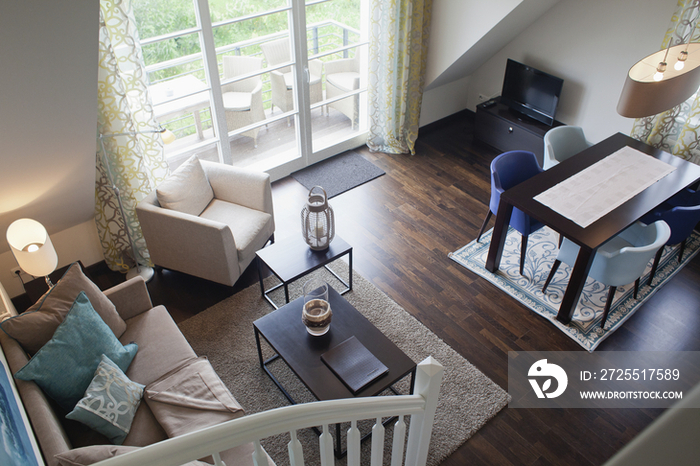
[6,219,58,277]
[617,43,700,118]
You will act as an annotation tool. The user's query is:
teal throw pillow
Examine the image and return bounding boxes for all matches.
[15,292,138,411]
[66,354,145,444]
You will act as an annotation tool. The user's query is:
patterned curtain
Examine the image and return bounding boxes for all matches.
[96,0,170,272]
[631,0,700,165]
[367,0,432,155]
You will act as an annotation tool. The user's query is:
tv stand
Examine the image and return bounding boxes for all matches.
[475,97,563,166]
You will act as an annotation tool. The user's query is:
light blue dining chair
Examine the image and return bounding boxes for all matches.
[543,126,592,170]
[541,220,671,329]
[477,150,545,276]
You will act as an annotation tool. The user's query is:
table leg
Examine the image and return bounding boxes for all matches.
[254,327,264,369]
[349,249,353,291]
[556,246,595,324]
[193,110,204,139]
[485,200,514,272]
[284,283,290,304]
[257,257,265,297]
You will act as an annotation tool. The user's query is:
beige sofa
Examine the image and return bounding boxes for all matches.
[0,274,271,466]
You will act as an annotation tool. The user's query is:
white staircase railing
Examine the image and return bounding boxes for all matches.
[94,357,443,466]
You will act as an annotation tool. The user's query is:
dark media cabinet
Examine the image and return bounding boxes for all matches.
[475,96,564,166]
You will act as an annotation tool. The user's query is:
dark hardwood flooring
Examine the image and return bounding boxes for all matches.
[24,112,700,465]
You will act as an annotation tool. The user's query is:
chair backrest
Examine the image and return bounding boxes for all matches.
[543,126,591,170]
[489,150,543,214]
[653,203,700,245]
[260,37,291,70]
[591,220,671,287]
[222,55,263,93]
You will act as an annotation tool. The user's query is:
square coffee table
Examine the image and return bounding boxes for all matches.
[253,285,416,457]
[256,235,352,309]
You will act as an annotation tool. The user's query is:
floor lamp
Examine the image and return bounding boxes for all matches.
[98,127,175,282]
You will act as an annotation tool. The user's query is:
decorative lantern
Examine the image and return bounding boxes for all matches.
[301,186,335,251]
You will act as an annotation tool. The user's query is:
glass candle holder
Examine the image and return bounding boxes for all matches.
[302,279,332,336]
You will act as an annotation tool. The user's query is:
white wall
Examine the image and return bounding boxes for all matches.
[0,1,101,297]
[463,0,677,143]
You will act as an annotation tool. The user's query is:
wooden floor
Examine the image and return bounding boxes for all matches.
[70,112,700,465]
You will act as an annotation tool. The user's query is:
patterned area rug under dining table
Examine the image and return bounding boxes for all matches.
[449,227,700,351]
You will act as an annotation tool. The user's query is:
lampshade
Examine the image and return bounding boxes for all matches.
[617,43,700,118]
[6,219,58,277]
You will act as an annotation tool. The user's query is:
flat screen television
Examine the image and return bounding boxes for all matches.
[500,59,563,126]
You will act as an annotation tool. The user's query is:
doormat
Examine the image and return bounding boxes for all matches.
[291,151,385,198]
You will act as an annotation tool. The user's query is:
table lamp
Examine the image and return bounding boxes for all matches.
[7,218,59,287]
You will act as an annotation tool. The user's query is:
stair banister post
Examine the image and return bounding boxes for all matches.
[404,356,444,466]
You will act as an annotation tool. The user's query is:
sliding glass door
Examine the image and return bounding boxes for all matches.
[132,0,367,178]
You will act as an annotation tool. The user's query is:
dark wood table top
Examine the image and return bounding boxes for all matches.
[253,285,416,401]
[503,132,700,250]
[256,235,352,283]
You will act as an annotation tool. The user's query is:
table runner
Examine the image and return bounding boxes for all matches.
[534,146,676,227]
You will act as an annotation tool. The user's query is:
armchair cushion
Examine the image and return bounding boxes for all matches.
[0,263,126,355]
[327,72,359,91]
[222,91,253,112]
[199,200,274,267]
[156,155,213,216]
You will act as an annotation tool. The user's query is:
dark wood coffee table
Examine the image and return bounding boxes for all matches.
[256,235,352,309]
[253,285,416,457]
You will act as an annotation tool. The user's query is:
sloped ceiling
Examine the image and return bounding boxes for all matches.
[0,1,98,254]
[425,0,561,91]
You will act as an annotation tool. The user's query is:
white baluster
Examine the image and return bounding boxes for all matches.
[370,417,385,466]
[288,430,304,466]
[319,424,335,466]
[212,452,226,466]
[391,415,406,466]
[347,420,361,466]
[252,440,267,466]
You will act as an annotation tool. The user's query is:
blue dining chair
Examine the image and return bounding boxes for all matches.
[640,188,700,286]
[542,220,671,329]
[543,126,592,170]
[477,150,545,275]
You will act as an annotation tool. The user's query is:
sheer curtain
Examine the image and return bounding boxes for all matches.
[96,0,170,272]
[367,0,432,155]
[631,0,700,165]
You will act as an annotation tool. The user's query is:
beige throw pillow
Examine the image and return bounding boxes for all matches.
[0,263,126,354]
[156,155,214,216]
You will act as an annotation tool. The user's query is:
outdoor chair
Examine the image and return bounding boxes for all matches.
[325,53,360,128]
[260,37,323,122]
[221,55,266,147]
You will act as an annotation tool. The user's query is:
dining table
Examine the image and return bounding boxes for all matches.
[150,75,210,139]
[485,132,700,324]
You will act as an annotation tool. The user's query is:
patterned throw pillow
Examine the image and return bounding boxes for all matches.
[66,355,145,445]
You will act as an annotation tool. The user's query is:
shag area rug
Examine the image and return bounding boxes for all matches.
[179,260,509,465]
[449,226,700,352]
[291,151,385,198]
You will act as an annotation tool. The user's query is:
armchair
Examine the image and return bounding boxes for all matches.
[542,220,671,329]
[325,54,360,128]
[260,37,322,119]
[221,55,266,146]
[136,159,275,287]
[543,126,592,170]
[477,150,545,276]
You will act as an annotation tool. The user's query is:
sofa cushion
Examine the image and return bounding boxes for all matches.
[66,355,145,445]
[54,445,211,466]
[156,155,214,216]
[15,292,138,411]
[199,200,273,268]
[0,263,126,354]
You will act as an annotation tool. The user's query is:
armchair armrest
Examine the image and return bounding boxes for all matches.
[104,276,153,321]
[201,161,274,217]
[309,59,323,78]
